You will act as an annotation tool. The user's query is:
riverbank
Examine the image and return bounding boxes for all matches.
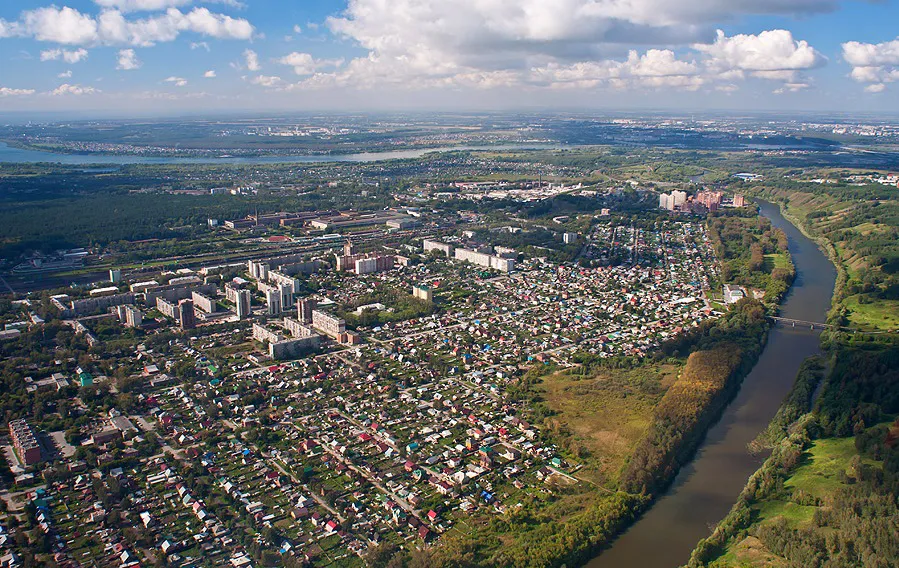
[684,344,899,567]
[749,187,897,332]
[584,199,837,568]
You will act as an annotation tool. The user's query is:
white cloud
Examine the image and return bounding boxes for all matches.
[0,87,36,97]
[204,69,217,77]
[117,48,141,70]
[24,6,99,45]
[190,41,210,51]
[313,0,829,92]
[842,37,899,90]
[773,82,810,94]
[244,49,260,71]
[695,29,825,82]
[40,48,89,63]
[51,84,99,96]
[94,0,192,11]
[293,24,302,34]
[165,76,188,86]
[277,52,343,76]
[1,6,254,46]
[250,75,284,88]
[58,70,73,78]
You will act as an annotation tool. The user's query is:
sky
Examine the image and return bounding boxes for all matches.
[0,0,897,115]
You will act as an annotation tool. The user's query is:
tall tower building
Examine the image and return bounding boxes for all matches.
[344,240,357,257]
[236,289,252,320]
[178,299,196,330]
[297,298,317,324]
[266,289,282,316]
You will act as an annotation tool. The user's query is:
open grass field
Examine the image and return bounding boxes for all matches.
[843,294,899,331]
[538,363,681,487]
[762,253,790,272]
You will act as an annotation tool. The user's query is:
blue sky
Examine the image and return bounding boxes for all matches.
[0,0,897,114]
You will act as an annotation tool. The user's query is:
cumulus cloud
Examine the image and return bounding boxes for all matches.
[190,41,210,51]
[58,70,73,78]
[204,69,216,77]
[40,48,89,63]
[695,29,825,82]
[24,6,99,45]
[117,48,141,70]
[842,37,899,92]
[531,49,702,90]
[277,52,343,76]
[309,0,830,92]
[0,87,36,97]
[244,49,260,71]
[51,84,99,96]
[0,6,254,46]
[165,76,188,86]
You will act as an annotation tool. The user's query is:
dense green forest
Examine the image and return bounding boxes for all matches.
[706,209,794,303]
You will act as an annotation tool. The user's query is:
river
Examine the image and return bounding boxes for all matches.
[587,199,837,568]
[0,141,558,165]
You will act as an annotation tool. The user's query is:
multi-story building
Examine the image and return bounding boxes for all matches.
[117,305,143,328]
[279,282,294,311]
[68,292,137,317]
[269,270,301,294]
[248,260,270,282]
[178,299,196,330]
[337,253,395,274]
[563,232,578,244]
[191,291,218,314]
[453,248,515,272]
[252,321,321,359]
[266,289,282,316]
[109,268,122,283]
[9,419,42,466]
[236,289,252,320]
[413,284,433,302]
[733,194,746,208]
[312,310,346,339]
[423,239,455,257]
[696,191,724,211]
[157,297,178,320]
[297,298,317,323]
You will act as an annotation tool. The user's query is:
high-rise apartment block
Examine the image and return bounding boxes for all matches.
[9,419,42,466]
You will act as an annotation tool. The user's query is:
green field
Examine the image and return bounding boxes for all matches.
[843,294,899,331]
[539,363,680,486]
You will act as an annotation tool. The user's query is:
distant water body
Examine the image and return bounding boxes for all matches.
[0,141,559,165]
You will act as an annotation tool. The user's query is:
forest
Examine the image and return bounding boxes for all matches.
[705,209,794,304]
